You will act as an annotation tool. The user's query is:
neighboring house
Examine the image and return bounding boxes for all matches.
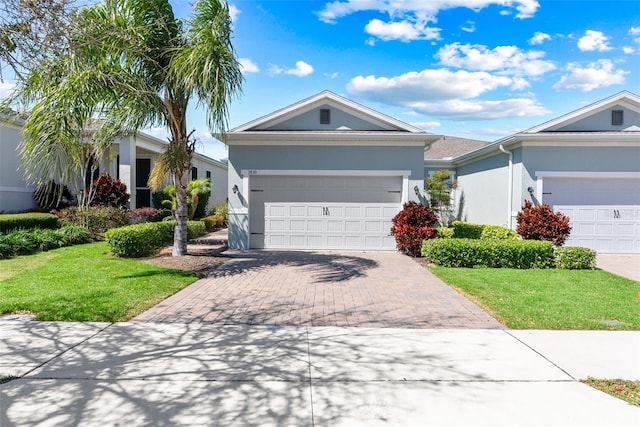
[228,90,639,254]
[226,90,441,250]
[427,90,640,254]
[0,112,228,213]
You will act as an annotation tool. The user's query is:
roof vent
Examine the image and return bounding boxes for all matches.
[612,110,623,126]
[320,109,330,125]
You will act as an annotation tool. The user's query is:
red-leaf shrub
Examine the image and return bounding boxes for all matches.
[127,207,169,224]
[391,201,439,256]
[90,174,130,208]
[516,200,572,246]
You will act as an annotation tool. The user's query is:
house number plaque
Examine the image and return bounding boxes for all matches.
[613,210,621,219]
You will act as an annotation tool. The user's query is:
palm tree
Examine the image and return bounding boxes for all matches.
[11,0,242,256]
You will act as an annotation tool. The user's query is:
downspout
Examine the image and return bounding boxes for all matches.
[499,144,513,229]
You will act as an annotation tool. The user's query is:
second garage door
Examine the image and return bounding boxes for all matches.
[249,175,403,250]
[543,177,640,254]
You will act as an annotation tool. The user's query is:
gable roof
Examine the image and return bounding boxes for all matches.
[524,90,640,133]
[424,135,489,160]
[230,90,426,133]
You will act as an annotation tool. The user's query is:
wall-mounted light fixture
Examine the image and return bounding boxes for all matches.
[232,184,239,194]
[527,186,534,196]
[414,185,420,196]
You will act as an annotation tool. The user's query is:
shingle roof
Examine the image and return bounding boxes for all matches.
[424,135,489,160]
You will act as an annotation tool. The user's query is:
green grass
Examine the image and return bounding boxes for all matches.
[0,242,198,321]
[430,267,640,330]
[584,379,640,406]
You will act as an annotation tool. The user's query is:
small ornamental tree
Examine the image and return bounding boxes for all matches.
[516,200,572,246]
[391,201,439,257]
[90,173,129,208]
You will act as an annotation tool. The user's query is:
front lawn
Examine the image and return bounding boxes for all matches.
[430,267,640,330]
[0,242,197,321]
[584,379,640,407]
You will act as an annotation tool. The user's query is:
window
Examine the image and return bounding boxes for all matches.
[191,166,198,180]
[206,170,211,179]
[612,110,623,126]
[320,108,330,124]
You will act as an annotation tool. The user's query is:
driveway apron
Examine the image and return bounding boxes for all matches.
[134,250,502,328]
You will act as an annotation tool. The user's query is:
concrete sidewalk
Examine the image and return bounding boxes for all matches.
[1,320,639,426]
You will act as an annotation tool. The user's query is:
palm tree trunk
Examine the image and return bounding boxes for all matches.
[172,169,189,256]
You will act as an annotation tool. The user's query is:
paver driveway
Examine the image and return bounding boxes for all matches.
[134,250,503,328]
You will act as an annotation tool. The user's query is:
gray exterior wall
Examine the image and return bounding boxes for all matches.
[554,106,640,131]
[261,105,387,131]
[228,144,425,249]
[455,152,511,226]
[0,122,36,212]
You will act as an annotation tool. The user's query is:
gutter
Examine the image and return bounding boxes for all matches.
[499,144,514,229]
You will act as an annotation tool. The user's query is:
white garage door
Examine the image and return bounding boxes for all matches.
[544,178,640,254]
[249,175,402,250]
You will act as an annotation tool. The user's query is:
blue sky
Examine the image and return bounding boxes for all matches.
[3,0,639,161]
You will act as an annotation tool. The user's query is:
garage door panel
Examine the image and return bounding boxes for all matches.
[250,175,402,250]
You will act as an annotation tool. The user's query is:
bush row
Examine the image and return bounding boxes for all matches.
[422,238,554,269]
[0,213,59,233]
[202,215,225,231]
[422,239,596,269]
[0,225,92,259]
[105,220,207,258]
[448,221,519,240]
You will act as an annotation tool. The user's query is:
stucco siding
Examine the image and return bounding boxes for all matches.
[263,105,388,131]
[191,155,228,210]
[554,106,640,131]
[228,144,424,249]
[455,154,510,226]
[0,123,36,212]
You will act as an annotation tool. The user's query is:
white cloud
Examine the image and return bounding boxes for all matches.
[324,72,340,79]
[411,121,441,129]
[365,18,441,42]
[316,0,539,24]
[269,61,314,77]
[346,68,548,120]
[577,30,612,52]
[286,61,314,77]
[229,5,241,23]
[622,46,635,54]
[630,27,640,45]
[0,81,15,99]
[347,68,514,102]
[239,58,259,74]
[529,31,551,45]
[435,43,555,77]
[553,59,627,92]
[410,98,549,120]
[461,21,475,33]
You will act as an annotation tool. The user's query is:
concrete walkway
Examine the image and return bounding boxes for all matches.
[1,320,639,426]
[134,250,502,329]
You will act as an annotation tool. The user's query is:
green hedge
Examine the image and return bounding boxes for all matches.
[451,221,519,240]
[422,238,554,269]
[436,226,454,239]
[0,213,59,233]
[57,206,130,240]
[0,225,91,259]
[554,246,596,270]
[105,220,207,258]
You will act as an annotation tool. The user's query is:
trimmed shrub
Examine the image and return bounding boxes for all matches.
[554,246,596,270]
[105,220,207,258]
[391,201,439,257]
[202,215,225,231]
[436,226,454,239]
[451,221,519,241]
[0,213,59,233]
[213,203,228,225]
[421,238,554,269]
[516,200,572,246]
[90,173,130,208]
[57,206,130,240]
[0,225,91,258]
[127,207,169,224]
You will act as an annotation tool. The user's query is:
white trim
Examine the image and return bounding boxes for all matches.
[241,169,412,178]
[535,171,640,179]
[0,186,36,193]
[226,132,432,146]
